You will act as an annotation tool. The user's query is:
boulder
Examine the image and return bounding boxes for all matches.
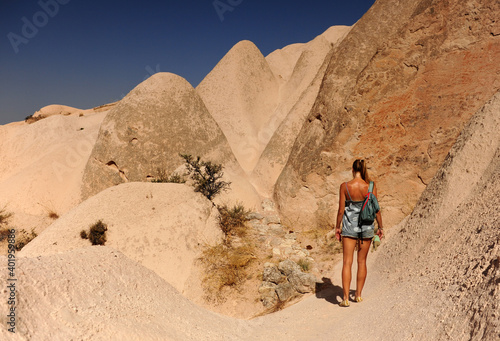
[275,282,296,302]
[262,264,285,284]
[278,259,302,277]
[288,271,319,294]
[258,281,278,308]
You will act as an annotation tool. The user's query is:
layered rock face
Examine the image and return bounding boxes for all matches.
[274,0,500,230]
[378,90,500,339]
[81,72,259,207]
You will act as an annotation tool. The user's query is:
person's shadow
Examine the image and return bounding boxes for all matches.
[315,277,355,304]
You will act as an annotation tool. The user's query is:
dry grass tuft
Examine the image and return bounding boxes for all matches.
[80,220,108,245]
[297,258,311,272]
[24,114,46,124]
[0,208,12,226]
[151,168,186,183]
[48,211,59,219]
[199,243,256,303]
[15,229,37,251]
[217,203,250,241]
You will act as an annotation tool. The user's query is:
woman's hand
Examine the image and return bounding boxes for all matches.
[335,227,342,242]
[376,227,384,239]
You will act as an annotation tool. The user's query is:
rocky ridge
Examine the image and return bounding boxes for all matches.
[274,0,500,231]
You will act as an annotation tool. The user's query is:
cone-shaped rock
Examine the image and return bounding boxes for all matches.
[197,40,279,173]
[82,72,239,200]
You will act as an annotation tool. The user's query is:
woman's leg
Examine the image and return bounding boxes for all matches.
[341,237,357,301]
[355,238,372,300]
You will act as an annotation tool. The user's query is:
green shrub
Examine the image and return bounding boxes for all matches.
[87,220,107,245]
[180,154,231,201]
[217,203,250,241]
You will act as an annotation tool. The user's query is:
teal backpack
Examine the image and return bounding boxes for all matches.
[359,181,380,225]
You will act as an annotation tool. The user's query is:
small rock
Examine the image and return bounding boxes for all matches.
[272,248,281,257]
[284,232,297,240]
[259,281,278,308]
[269,224,285,236]
[275,282,295,301]
[258,281,277,294]
[295,250,307,258]
[280,239,295,248]
[250,221,267,230]
[263,265,285,284]
[288,271,320,294]
[269,237,282,247]
[278,259,301,276]
[262,199,275,211]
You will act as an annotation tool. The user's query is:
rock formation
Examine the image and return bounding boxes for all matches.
[0,111,106,235]
[274,0,500,231]
[251,27,350,196]
[21,182,222,302]
[197,26,351,196]
[378,89,500,339]
[81,72,260,208]
[196,40,280,174]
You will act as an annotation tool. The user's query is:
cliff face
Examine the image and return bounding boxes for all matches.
[274,0,500,230]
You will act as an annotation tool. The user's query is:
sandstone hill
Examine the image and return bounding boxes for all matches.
[20,182,222,304]
[0,109,108,239]
[0,0,499,339]
[274,0,500,231]
[2,92,498,339]
[81,72,260,209]
[197,26,351,195]
[251,26,351,197]
[196,40,280,174]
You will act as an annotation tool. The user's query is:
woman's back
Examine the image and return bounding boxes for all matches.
[345,179,370,202]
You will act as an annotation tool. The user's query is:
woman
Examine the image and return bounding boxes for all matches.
[334,159,383,307]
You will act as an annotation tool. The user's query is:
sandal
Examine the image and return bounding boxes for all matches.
[355,297,363,303]
[339,299,350,307]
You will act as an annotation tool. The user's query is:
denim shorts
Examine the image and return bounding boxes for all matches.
[341,201,375,239]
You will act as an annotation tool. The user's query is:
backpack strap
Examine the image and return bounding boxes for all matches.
[345,182,352,201]
[368,181,374,194]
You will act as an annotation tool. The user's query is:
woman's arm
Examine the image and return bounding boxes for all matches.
[335,183,346,241]
[373,182,384,238]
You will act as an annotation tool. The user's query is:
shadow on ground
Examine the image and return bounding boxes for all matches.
[316,277,355,305]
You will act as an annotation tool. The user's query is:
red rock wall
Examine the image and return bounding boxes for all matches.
[275,0,500,230]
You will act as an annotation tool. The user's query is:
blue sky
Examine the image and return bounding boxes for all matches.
[0,0,375,125]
